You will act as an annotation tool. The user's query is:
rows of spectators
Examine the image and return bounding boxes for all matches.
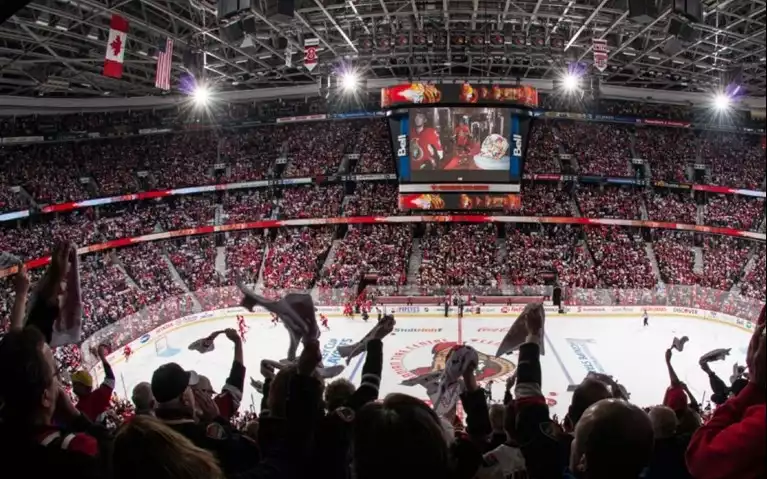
[317,225,411,288]
[223,190,274,224]
[653,231,699,285]
[167,236,222,292]
[282,121,361,177]
[577,185,642,219]
[701,236,751,291]
[261,227,334,290]
[644,191,698,224]
[342,183,398,217]
[634,126,697,183]
[418,223,502,287]
[519,183,573,217]
[557,122,633,177]
[524,121,560,173]
[703,195,764,231]
[225,232,267,285]
[740,245,766,301]
[506,225,599,288]
[586,226,656,288]
[700,133,766,190]
[118,243,186,305]
[279,185,343,219]
[354,120,394,174]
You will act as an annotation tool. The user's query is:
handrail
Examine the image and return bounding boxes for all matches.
[1,214,764,279]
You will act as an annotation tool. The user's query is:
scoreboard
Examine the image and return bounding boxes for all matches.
[383,82,536,211]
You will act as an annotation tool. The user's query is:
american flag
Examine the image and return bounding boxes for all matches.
[154,37,173,90]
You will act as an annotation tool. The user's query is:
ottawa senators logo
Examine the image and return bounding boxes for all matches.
[394,339,515,387]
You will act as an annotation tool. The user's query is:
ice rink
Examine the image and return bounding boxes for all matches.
[107,311,752,416]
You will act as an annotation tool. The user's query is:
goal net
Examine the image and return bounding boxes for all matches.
[154,336,169,356]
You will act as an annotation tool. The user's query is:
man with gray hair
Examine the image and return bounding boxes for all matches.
[131,382,156,417]
[645,406,692,479]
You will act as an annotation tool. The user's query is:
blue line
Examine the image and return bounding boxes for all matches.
[348,351,367,383]
[545,333,574,386]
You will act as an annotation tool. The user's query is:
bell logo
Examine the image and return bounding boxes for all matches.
[397,134,408,157]
[512,133,523,158]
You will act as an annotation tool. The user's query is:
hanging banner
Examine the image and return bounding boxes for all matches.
[304,38,319,72]
[592,38,608,72]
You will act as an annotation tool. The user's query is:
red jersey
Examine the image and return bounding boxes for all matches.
[411,127,443,170]
[36,427,98,457]
[455,124,471,147]
[75,378,115,421]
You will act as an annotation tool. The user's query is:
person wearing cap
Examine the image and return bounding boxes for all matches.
[192,328,246,422]
[131,382,156,417]
[663,348,701,434]
[72,344,116,422]
[151,337,324,478]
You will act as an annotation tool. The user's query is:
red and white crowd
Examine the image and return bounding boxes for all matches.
[644,191,698,224]
[519,183,572,217]
[342,183,398,216]
[703,195,764,231]
[577,186,642,219]
[418,223,502,287]
[557,122,633,177]
[317,225,411,288]
[261,227,334,290]
[586,227,656,289]
[524,121,560,173]
[634,127,697,183]
[279,185,343,219]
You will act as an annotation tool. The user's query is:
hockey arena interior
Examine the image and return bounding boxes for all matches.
[0,0,765,478]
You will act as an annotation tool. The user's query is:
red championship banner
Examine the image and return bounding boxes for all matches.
[592,38,608,72]
[304,38,319,72]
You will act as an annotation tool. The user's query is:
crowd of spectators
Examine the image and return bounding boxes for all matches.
[700,133,766,190]
[577,185,642,219]
[354,120,394,174]
[644,190,698,224]
[261,227,333,289]
[506,225,599,288]
[653,231,699,285]
[317,225,411,288]
[586,226,656,288]
[524,121,560,173]
[700,236,750,291]
[0,187,24,213]
[79,254,143,337]
[634,126,697,183]
[223,190,274,224]
[557,121,633,177]
[519,183,573,217]
[418,223,502,287]
[282,121,361,177]
[342,183,398,217]
[118,243,185,305]
[279,185,343,219]
[225,231,267,285]
[167,236,222,292]
[703,195,764,231]
[740,245,766,301]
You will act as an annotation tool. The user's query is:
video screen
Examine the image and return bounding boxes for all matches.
[399,193,521,211]
[408,107,514,182]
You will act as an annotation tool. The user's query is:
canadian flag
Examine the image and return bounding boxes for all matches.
[103,14,129,79]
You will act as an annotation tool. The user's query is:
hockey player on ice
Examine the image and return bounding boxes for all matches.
[643,309,649,327]
[320,314,330,331]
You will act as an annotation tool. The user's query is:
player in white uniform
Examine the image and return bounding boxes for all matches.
[643,309,649,327]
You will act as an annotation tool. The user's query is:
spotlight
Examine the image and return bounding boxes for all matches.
[341,71,359,92]
[713,92,730,111]
[193,84,211,106]
[562,73,580,92]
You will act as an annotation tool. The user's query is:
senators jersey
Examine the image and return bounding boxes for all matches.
[411,127,443,170]
[455,124,472,147]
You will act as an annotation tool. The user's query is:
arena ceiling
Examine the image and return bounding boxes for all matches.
[0,0,764,99]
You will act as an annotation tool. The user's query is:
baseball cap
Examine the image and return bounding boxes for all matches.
[71,370,94,388]
[151,363,199,403]
[192,373,217,396]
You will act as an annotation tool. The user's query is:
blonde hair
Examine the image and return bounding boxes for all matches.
[112,415,225,479]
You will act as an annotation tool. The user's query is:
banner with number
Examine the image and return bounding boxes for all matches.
[304,38,319,72]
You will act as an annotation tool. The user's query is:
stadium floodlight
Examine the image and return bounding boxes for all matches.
[341,71,360,92]
[563,73,580,92]
[713,92,731,111]
[193,84,211,106]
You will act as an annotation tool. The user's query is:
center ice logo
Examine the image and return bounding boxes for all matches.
[322,338,354,367]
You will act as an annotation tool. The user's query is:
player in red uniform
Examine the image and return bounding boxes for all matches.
[410,112,444,170]
[343,302,353,318]
[320,314,330,331]
[123,344,132,362]
[236,314,249,342]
